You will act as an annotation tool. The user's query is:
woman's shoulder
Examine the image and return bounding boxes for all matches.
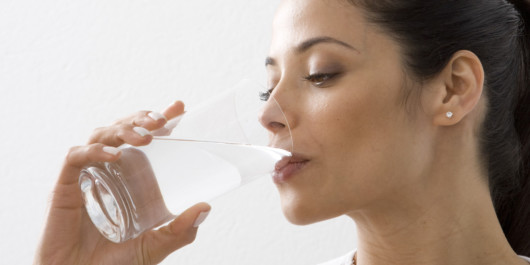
[317,250,530,265]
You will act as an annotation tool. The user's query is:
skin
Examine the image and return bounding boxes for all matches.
[35,0,528,264]
[261,0,528,264]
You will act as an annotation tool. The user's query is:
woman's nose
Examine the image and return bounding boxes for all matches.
[258,95,294,151]
[259,97,286,133]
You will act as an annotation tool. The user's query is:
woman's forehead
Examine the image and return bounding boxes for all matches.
[270,0,369,55]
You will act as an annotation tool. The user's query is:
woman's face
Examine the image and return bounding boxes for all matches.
[263,0,434,225]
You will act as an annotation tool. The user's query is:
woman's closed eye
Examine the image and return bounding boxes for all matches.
[304,72,340,87]
[259,88,274,101]
[260,72,341,101]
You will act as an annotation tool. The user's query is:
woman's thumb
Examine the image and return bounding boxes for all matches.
[141,202,211,264]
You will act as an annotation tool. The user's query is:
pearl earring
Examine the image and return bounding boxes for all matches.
[446,112,454,118]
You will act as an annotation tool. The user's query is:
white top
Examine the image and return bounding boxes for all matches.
[318,250,530,265]
[317,250,355,265]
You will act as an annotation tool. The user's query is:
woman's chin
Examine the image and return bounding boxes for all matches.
[283,213,313,225]
[281,203,331,226]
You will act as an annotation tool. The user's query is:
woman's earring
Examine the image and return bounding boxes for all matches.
[446,112,454,119]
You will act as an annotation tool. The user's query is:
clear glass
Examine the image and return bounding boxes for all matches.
[79,79,292,243]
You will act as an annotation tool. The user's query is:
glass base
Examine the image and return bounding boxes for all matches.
[79,163,136,243]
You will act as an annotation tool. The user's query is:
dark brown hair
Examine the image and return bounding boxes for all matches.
[347,0,530,255]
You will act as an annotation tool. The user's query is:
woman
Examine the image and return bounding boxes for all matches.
[34,0,530,264]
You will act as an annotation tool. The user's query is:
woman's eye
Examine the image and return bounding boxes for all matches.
[260,72,339,101]
[304,73,338,86]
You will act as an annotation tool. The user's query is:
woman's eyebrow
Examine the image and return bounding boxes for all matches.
[265,36,358,67]
[296,36,358,53]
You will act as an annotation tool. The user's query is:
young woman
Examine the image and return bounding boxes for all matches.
[34,0,530,264]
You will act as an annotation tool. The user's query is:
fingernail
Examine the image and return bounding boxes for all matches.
[133,126,151,137]
[193,211,210,227]
[102,146,121,156]
[164,114,184,130]
[148,111,167,121]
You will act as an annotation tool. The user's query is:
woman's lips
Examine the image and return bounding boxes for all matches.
[273,154,309,183]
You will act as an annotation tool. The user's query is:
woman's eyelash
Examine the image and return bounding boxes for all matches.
[304,72,339,85]
[259,89,273,101]
[261,72,339,101]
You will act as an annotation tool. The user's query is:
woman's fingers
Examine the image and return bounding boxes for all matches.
[58,144,122,185]
[66,144,122,167]
[129,111,168,131]
[88,102,184,147]
[88,123,153,147]
[162,101,185,121]
[141,202,211,264]
[152,101,185,136]
[89,110,163,146]
[62,101,186,188]
[49,144,122,210]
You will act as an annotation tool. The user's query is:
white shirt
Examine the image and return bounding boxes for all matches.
[318,250,530,265]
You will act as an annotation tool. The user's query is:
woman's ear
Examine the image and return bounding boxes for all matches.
[426,50,484,126]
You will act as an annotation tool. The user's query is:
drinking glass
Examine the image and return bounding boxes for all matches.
[79,79,293,243]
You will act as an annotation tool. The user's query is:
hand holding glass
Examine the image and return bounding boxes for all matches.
[79,80,293,243]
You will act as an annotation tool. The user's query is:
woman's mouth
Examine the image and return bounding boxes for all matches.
[272,154,310,183]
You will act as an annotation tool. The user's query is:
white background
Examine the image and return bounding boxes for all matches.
[0,0,357,264]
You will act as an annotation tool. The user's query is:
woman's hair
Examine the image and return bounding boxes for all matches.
[346,0,530,255]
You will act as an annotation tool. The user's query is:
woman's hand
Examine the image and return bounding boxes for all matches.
[34,101,211,265]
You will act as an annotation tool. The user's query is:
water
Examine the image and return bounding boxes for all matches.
[79,138,291,243]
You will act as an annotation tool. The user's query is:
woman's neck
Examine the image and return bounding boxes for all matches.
[351,188,518,265]
[347,128,524,265]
